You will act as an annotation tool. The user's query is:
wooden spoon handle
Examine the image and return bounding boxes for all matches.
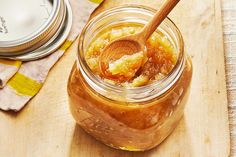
[141,0,180,41]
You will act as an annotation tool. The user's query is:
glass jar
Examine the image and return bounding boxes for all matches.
[67,5,192,151]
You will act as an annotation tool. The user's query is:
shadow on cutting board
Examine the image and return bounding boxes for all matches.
[69,116,193,157]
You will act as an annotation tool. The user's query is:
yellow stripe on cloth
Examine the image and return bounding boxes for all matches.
[60,40,73,51]
[0,59,22,67]
[89,0,103,4]
[8,73,43,96]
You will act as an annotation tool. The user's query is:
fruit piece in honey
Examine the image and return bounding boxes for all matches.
[108,51,144,79]
[85,26,177,87]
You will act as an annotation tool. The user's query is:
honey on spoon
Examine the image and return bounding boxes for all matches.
[99,0,180,81]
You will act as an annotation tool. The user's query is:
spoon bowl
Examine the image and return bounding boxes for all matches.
[99,37,144,79]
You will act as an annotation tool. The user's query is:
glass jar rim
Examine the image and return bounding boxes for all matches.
[77,4,185,102]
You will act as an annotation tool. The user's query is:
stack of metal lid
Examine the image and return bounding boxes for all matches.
[0,0,72,61]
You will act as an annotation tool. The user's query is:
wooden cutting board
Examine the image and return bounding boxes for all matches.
[0,0,230,157]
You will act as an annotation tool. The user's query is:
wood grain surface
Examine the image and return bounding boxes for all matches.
[0,0,231,157]
[222,0,236,156]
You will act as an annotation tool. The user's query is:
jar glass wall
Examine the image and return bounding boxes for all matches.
[67,5,192,151]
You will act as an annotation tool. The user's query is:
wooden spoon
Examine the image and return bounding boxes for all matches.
[99,0,180,81]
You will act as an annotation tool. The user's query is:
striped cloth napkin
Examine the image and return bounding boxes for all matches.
[0,0,102,111]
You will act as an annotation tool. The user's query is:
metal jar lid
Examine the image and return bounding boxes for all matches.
[0,0,72,61]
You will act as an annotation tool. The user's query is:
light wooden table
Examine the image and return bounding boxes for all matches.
[222,0,236,156]
[0,0,234,156]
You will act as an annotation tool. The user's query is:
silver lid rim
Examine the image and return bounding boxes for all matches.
[2,0,73,61]
[0,0,66,55]
[0,0,62,48]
